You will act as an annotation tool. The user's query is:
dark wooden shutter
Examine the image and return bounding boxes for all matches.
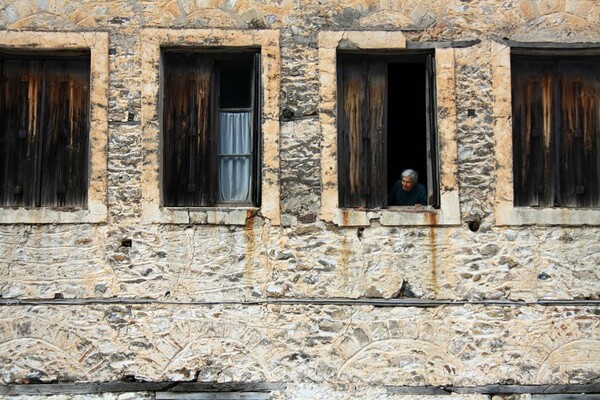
[425,54,439,207]
[0,59,41,207]
[163,55,214,206]
[513,55,600,208]
[558,59,600,207]
[512,58,556,207]
[338,60,387,208]
[39,59,89,207]
[252,52,261,206]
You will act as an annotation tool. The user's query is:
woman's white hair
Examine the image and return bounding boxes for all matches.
[401,169,418,183]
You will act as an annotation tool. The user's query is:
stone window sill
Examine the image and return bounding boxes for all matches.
[142,206,258,225]
[495,205,600,226]
[331,203,460,227]
[0,203,107,224]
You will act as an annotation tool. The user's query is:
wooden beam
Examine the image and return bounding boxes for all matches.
[387,384,600,395]
[0,382,285,396]
[0,297,599,308]
[1,382,599,396]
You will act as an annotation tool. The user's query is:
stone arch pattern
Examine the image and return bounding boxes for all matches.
[160,337,271,383]
[0,315,107,384]
[0,0,97,28]
[336,339,465,386]
[536,339,600,384]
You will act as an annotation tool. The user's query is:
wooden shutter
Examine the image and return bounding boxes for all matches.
[425,54,439,207]
[558,59,600,207]
[252,52,261,206]
[0,59,41,207]
[512,58,556,207]
[513,55,600,208]
[337,60,387,208]
[163,54,214,206]
[39,58,89,207]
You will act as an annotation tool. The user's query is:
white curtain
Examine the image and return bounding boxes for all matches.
[218,111,252,202]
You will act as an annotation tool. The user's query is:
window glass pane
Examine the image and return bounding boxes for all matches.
[218,111,252,202]
[219,63,253,108]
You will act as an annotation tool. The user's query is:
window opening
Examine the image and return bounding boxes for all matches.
[162,50,261,207]
[337,51,438,209]
[0,52,90,208]
[511,51,600,208]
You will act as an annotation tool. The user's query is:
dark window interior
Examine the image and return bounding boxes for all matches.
[219,64,253,108]
[387,62,428,194]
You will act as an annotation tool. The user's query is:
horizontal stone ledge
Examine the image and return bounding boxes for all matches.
[494,38,600,49]
[1,382,599,396]
[0,297,599,308]
[406,39,481,49]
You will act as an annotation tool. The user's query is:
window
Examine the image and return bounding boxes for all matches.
[336,52,439,209]
[162,50,261,207]
[319,31,460,227]
[511,51,600,208]
[141,29,280,225]
[0,51,90,208]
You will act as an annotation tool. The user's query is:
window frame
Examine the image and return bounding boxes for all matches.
[511,50,600,208]
[492,42,600,226]
[335,51,440,210]
[0,31,108,224]
[318,31,460,227]
[161,49,261,208]
[141,29,281,226]
[0,51,91,209]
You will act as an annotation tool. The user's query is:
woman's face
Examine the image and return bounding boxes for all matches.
[401,177,415,192]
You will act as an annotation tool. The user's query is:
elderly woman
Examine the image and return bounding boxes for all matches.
[388,169,427,206]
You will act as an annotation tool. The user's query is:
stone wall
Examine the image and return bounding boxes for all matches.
[0,0,599,399]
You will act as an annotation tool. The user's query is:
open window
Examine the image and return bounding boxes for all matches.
[0,51,90,208]
[162,50,261,207]
[336,51,439,209]
[511,51,600,208]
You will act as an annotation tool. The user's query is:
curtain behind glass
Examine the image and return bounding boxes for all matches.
[218,112,252,202]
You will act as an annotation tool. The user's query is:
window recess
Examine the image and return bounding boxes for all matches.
[162,50,261,207]
[336,51,439,209]
[0,52,90,208]
[511,52,600,208]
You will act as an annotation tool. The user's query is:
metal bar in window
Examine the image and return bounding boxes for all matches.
[218,108,252,113]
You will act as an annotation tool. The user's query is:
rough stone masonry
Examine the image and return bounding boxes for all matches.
[0,0,599,399]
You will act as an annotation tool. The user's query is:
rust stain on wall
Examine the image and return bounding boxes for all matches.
[341,209,349,226]
[341,235,349,287]
[244,210,255,283]
[427,212,439,296]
